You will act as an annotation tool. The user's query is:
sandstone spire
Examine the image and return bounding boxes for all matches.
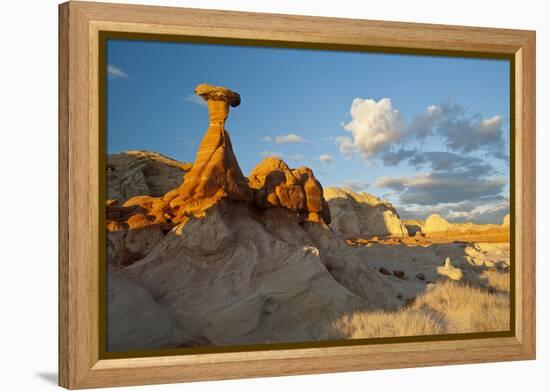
[172,84,252,216]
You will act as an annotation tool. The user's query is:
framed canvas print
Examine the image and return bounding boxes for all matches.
[58,1,536,389]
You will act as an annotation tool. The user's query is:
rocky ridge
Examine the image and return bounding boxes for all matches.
[422,213,510,239]
[107,150,192,202]
[324,187,408,237]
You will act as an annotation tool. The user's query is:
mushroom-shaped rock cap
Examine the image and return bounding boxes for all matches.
[195,83,241,107]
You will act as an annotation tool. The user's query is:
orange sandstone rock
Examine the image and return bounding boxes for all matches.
[172,84,252,217]
[248,157,331,224]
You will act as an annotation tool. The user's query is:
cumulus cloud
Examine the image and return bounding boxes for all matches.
[319,154,333,165]
[439,114,505,155]
[375,149,508,223]
[411,151,496,177]
[107,64,130,79]
[261,136,273,142]
[381,148,417,166]
[274,134,305,144]
[399,197,509,224]
[375,172,506,206]
[335,136,354,159]
[342,98,404,160]
[341,180,369,193]
[409,105,443,139]
[338,98,507,162]
[331,97,509,223]
[410,101,506,158]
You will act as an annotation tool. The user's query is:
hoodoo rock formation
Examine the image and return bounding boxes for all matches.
[105,83,404,350]
[170,84,252,217]
[248,157,331,224]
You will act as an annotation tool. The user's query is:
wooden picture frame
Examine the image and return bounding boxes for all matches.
[59,1,536,389]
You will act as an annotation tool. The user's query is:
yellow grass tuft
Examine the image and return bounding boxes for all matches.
[332,280,509,338]
[334,309,444,339]
[412,280,510,333]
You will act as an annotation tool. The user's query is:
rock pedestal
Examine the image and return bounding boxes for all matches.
[172,84,252,216]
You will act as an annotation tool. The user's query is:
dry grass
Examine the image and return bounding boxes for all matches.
[481,269,510,293]
[413,280,510,333]
[333,280,509,339]
[334,309,444,339]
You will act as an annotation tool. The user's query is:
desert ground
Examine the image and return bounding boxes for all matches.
[105,84,510,352]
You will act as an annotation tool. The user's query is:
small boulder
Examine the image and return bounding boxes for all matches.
[379,267,391,276]
[393,270,406,279]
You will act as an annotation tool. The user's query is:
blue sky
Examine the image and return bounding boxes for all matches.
[106,39,510,224]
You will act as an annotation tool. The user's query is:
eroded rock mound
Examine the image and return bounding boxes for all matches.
[324,187,407,237]
[107,151,192,202]
[424,214,451,234]
[170,84,252,217]
[117,202,398,347]
[248,157,331,224]
[107,272,182,351]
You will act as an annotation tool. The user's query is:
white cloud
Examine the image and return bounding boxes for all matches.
[107,64,130,79]
[338,98,507,162]
[318,154,333,165]
[275,134,305,144]
[335,136,354,159]
[261,136,273,142]
[446,200,508,222]
[342,98,404,160]
[183,94,207,107]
